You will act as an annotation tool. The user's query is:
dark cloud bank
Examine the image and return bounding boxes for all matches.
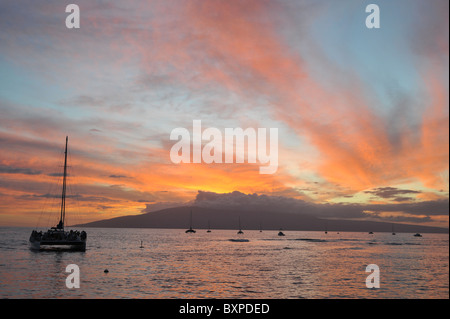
[80,191,449,233]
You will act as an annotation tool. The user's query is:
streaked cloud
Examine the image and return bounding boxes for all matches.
[193,190,449,226]
[0,165,42,176]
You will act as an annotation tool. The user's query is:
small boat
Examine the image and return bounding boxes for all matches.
[185,209,196,233]
[207,220,211,233]
[369,231,374,234]
[29,137,87,251]
[229,239,249,242]
[237,216,244,234]
[278,228,285,236]
[414,233,422,237]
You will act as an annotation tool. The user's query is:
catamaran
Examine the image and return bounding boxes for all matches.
[237,216,244,234]
[185,209,196,233]
[29,136,87,251]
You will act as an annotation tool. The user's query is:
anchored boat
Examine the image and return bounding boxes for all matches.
[185,209,196,233]
[237,216,244,234]
[29,136,87,251]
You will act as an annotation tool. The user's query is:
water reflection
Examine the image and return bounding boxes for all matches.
[0,227,448,298]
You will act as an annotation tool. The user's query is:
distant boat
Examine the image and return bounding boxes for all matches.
[369,232,374,234]
[237,216,244,234]
[185,209,196,233]
[229,239,249,242]
[29,136,87,251]
[414,233,422,237]
[278,228,285,236]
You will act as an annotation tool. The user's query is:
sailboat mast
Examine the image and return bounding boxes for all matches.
[59,136,68,229]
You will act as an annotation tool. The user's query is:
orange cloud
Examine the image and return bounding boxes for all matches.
[175,1,449,194]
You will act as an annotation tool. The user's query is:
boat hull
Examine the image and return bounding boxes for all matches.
[29,239,86,251]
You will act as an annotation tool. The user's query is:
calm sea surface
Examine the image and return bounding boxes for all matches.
[0,227,448,299]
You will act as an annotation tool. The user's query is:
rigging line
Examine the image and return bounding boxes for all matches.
[69,141,86,227]
[67,146,83,227]
[37,148,65,228]
[44,173,60,228]
[35,177,54,229]
[35,168,54,228]
[48,171,63,228]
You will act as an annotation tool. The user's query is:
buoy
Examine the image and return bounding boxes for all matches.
[104,269,109,273]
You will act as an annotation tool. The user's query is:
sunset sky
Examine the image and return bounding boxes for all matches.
[0,0,448,228]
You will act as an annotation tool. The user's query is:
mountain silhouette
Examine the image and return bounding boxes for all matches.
[76,206,449,234]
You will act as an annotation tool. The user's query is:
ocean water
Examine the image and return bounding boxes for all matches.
[0,227,448,299]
